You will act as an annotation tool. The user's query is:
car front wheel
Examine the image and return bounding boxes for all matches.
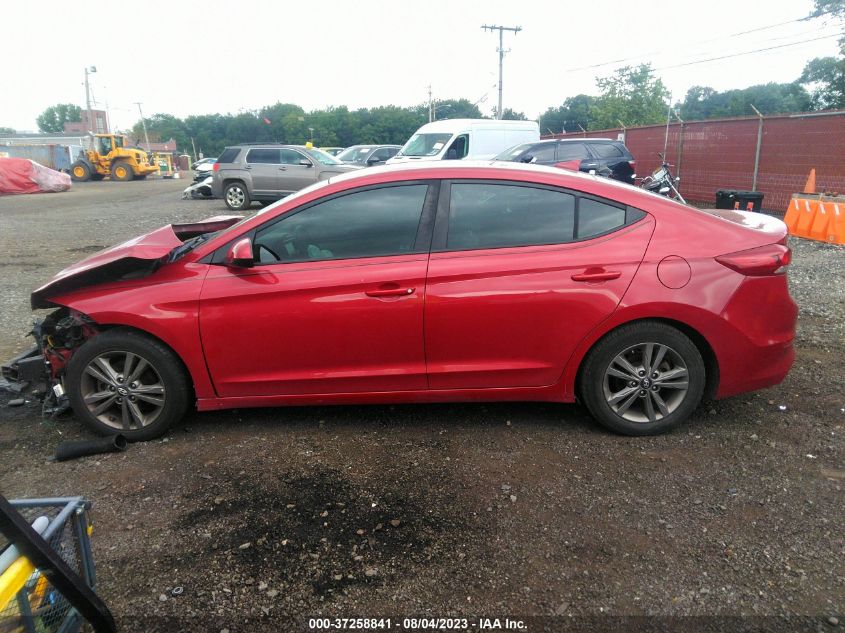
[580,322,705,436]
[66,329,190,441]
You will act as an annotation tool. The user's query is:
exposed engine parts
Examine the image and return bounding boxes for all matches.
[1,308,100,417]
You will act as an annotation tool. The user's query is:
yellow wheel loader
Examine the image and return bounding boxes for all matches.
[70,134,159,182]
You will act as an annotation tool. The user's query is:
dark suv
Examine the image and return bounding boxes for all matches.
[211,144,360,210]
[495,138,636,184]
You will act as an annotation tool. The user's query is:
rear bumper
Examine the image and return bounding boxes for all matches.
[714,275,798,398]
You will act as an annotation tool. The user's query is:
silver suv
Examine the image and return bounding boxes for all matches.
[212,144,360,210]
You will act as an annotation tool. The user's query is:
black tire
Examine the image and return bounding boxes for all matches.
[579,321,705,436]
[66,329,190,441]
[224,181,251,211]
[70,161,91,182]
[111,161,134,182]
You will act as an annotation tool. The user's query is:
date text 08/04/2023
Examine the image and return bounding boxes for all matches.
[308,617,528,630]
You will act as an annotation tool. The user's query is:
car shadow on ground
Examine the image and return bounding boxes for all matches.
[170,401,603,438]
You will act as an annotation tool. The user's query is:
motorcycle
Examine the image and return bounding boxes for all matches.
[640,153,685,203]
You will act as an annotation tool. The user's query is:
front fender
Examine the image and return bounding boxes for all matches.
[44,264,216,399]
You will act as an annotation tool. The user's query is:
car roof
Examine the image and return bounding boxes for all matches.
[558,138,620,143]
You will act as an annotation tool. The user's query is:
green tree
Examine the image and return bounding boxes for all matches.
[679,82,813,119]
[800,0,845,108]
[131,113,189,149]
[500,108,527,120]
[591,64,670,129]
[801,57,845,108]
[36,103,82,133]
[540,94,595,134]
[0,127,15,135]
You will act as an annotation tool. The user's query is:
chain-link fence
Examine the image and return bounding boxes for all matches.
[0,498,102,633]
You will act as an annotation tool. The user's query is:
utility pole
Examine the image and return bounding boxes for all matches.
[134,102,150,151]
[84,66,96,145]
[481,24,521,120]
[427,85,433,123]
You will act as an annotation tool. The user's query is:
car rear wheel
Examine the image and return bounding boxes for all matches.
[66,329,190,441]
[224,182,250,210]
[580,322,705,436]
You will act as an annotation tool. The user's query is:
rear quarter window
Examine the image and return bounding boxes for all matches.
[217,147,241,164]
[589,143,624,159]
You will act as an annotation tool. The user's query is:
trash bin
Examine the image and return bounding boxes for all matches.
[716,190,764,212]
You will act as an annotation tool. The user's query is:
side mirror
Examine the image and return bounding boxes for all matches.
[299,159,312,167]
[366,156,382,165]
[520,154,534,163]
[225,237,254,268]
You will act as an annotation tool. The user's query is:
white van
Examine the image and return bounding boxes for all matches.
[387,119,540,164]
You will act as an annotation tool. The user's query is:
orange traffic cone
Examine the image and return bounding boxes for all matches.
[803,169,816,194]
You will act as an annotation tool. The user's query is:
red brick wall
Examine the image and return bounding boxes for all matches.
[546,111,845,213]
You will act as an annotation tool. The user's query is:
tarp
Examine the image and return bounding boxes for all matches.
[0,157,71,195]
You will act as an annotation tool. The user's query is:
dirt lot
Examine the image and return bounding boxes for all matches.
[0,179,843,632]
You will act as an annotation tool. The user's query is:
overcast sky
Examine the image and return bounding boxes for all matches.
[2,0,841,132]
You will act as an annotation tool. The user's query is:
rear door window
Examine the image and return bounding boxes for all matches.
[555,143,589,161]
[526,143,557,162]
[446,183,575,250]
[246,148,281,164]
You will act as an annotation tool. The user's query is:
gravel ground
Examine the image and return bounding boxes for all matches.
[0,180,842,632]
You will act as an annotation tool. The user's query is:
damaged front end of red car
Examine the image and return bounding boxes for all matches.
[3,215,243,414]
[1,309,100,415]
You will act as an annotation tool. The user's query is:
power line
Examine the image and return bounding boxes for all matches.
[653,31,845,72]
[565,12,831,73]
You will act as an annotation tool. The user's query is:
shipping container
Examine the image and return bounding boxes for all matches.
[0,144,80,172]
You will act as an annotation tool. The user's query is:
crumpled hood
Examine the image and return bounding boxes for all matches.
[31,216,241,309]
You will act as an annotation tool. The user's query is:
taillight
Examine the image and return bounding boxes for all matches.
[716,244,791,276]
[213,163,220,172]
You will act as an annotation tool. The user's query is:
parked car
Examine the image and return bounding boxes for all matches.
[320,147,345,156]
[388,119,539,164]
[496,138,636,184]
[211,144,359,210]
[27,161,796,441]
[336,145,402,166]
[191,157,217,170]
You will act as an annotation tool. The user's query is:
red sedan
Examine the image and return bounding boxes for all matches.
[30,162,796,440]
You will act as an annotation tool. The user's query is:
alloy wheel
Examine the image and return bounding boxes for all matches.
[226,186,245,207]
[80,351,166,430]
[602,342,689,423]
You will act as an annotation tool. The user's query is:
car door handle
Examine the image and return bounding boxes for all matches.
[365,287,415,298]
[278,166,287,171]
[571,270,621,282]
[244,165,252,170]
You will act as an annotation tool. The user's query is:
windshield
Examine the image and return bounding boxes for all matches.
[114,136,124,148]
[397,133,453,157]
[304,148,341,165]
[337,146,374,163]
[494,143,532,161]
